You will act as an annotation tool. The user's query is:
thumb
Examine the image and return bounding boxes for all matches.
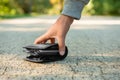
[57,37,66,56]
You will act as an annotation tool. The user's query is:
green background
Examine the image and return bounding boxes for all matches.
[0,0,120,19]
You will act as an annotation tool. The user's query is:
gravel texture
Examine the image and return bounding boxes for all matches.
[0,16,120,80]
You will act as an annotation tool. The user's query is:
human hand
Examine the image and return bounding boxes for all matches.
[34,15,74,55]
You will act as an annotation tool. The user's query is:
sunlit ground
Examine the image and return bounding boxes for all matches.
[0,16,120,80]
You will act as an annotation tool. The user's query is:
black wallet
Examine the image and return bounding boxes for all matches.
[23,43,68,63]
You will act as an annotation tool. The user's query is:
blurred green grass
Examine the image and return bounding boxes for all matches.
[0,0,120,19]
[0,14,31,19]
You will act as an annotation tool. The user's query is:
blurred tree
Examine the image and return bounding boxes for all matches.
[0,0,24,17]
[32,0,52,14]
[0,0,120,19]
[83,0,120,15]
[49,0,64,14]
[16,0,33,14]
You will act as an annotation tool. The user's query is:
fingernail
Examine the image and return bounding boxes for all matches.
[60,51,65,56]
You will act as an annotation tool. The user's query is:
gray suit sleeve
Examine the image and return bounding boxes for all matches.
[61,0,89,20]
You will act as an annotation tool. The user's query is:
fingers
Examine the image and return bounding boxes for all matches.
[57,37,65,56]
[41,40,47,44]
[50,38,55,44]
[34,35,48,44]
[34,34,55,44]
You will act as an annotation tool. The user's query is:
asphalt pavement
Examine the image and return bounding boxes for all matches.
[0,16,120,80]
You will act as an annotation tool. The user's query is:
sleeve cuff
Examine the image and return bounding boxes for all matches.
[61,0,87,20]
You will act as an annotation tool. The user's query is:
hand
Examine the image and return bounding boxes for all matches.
[34,15,74,55]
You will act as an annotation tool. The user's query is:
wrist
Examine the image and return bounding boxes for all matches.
[56,15,74,27]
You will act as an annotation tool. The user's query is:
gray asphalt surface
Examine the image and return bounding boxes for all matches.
[0,16,120,80]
